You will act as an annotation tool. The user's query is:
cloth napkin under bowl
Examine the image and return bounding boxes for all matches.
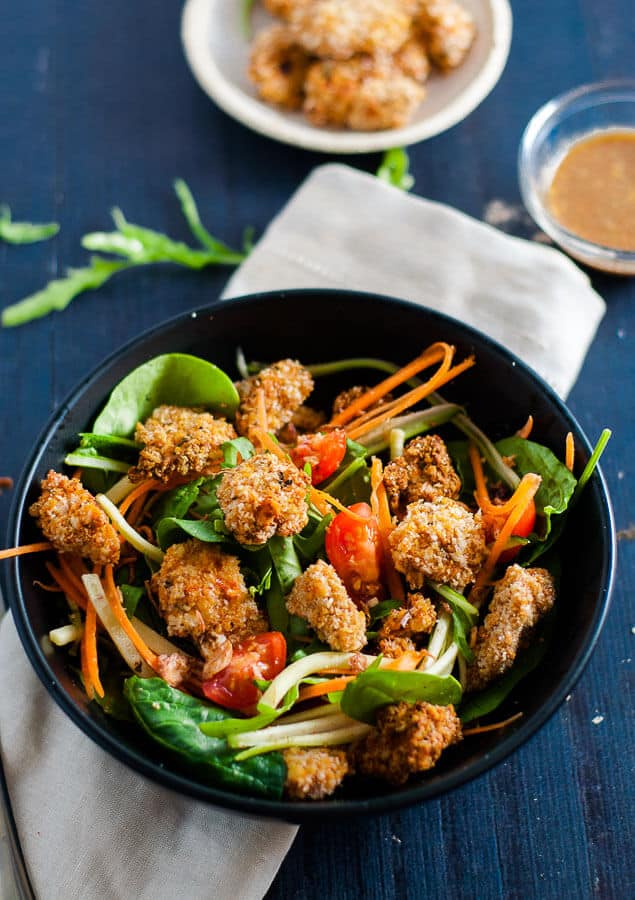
[0,163,605,900]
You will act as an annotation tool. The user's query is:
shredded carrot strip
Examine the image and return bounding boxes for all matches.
[297,677,354,702]
[346,356,475,441]
[118,479,163,517]
[370,458,405,603]
[463,712,523,735]
[103,566,159,669]
[256,387,268,433]
[127,492,149,527]
[469,444,531,519]
[469,474,542,607]
[0,541,52,561]
[516,415,534,439]
[83,601,104,698]
[33,580,63,593]
[45,563,87,610]
[80,620,94,700]
[328,343,451,428]
[57,554,87,596]
[383,650,426,670]
[565,432,575,472]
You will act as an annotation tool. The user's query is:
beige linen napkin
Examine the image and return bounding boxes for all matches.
[0,162,605,900]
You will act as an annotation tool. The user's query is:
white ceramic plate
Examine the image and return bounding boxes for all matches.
[181,0,512,154]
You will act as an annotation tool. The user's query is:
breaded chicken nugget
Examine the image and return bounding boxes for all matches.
[394,34,431,82]
[129,405,236,484]
[248,25,312,110]
[377,592,436,657]
[216,453,309,545]
[151,540,266,642]
[417,0,475,70]
[291,0,412,60]
[29,470,120,566]
[283,747,350,799]
[304,56,425,131]
[263,0,311,20]
[235,359,314,438]
[466,565,555,692]
[383,434,461,518]
[348,700,462,784]
[286,559,367,651]
[389,496,487,591]
[331,385,394,418]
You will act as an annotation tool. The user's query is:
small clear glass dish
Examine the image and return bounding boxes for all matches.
[519,80,635,275]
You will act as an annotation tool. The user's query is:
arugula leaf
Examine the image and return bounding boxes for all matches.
[341,667,462,724]
[221,437,255,468]
[92,353,239,437]
[248,565,272,598]
[173,179,241,256]
[124,677,286,798]
[1,257,130,327]
[0,205,59,244]
[376,148,415,191]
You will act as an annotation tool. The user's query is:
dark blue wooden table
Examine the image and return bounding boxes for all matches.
[1,2,633,898]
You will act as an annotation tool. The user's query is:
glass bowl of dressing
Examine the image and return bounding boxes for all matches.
[519,80,635,274]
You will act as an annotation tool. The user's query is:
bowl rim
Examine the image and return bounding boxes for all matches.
[5,289,616,821]
[180,0,513,154]
[518,79,635,265]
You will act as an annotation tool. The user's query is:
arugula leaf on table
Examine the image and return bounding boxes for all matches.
[1,179,249,328]
[376,148,415,191]
[0,205,59,244]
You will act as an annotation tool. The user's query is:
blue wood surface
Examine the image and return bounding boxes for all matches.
[1,2,633,898]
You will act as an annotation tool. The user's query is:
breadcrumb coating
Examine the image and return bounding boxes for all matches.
[263,0,311,20]
[394,34,431,82]
[29,470,120,565]
[291,0,412,60]
[466,565,556,692]
[417,0,475,70]
[383,434,461,518]
[216,453,309,545]
[304,56,425,131]
[331,385,394,418]
[348,700,462,784]
[248,25,312,111]
[286,559,367,651]
[378,592,436,656]
[283,747,350,799]
[235,359,314,438]
[389,496,487,591]
[129,405,236,484]
[151,540,266,643]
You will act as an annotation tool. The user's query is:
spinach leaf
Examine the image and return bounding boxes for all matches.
[341,667,462,725]
[268,536,302,594]
[151,478,204,523]
[92,353,239,437]
[119,583,145,618]
[64,448,131,474]
[0,205,59,244]
[156,516,229,550]
[496,437,576,539]
[78,433,140,461]
[1,257,130,327]
[376,148,414,191]
[459,632,551,723]
[191,474,224,517]
[367,600,403,625]
[221,437,255,468]
[293,512,332,561]
[124,677,286,798]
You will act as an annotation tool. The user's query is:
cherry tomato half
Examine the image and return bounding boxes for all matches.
[290,430,347,485]
[499,499,537,564]
[325,502,385,602]
[201,632,286,711]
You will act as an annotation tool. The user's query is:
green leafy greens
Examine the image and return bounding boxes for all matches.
[2,180,249,328]
[0,205,59,244]
[376,148,415,191]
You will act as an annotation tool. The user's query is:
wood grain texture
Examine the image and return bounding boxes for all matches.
[0,2,633,898]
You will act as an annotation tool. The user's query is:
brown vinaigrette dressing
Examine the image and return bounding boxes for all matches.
[548,130,635,251]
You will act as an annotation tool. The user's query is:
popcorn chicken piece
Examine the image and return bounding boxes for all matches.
[248,25,312,110]
[283,747,350,799]
[383,434,461,518]
[235,359,314,438]
[286,559,367,651]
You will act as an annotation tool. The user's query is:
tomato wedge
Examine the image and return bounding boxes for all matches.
[201,632,286,711]
[290,430,347,485]
[325,502,385,603]
[499,499,537,563]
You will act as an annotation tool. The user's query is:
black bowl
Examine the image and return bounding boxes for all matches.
[6,290,615,822]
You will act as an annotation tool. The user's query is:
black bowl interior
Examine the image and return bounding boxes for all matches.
[6,290,615,822]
